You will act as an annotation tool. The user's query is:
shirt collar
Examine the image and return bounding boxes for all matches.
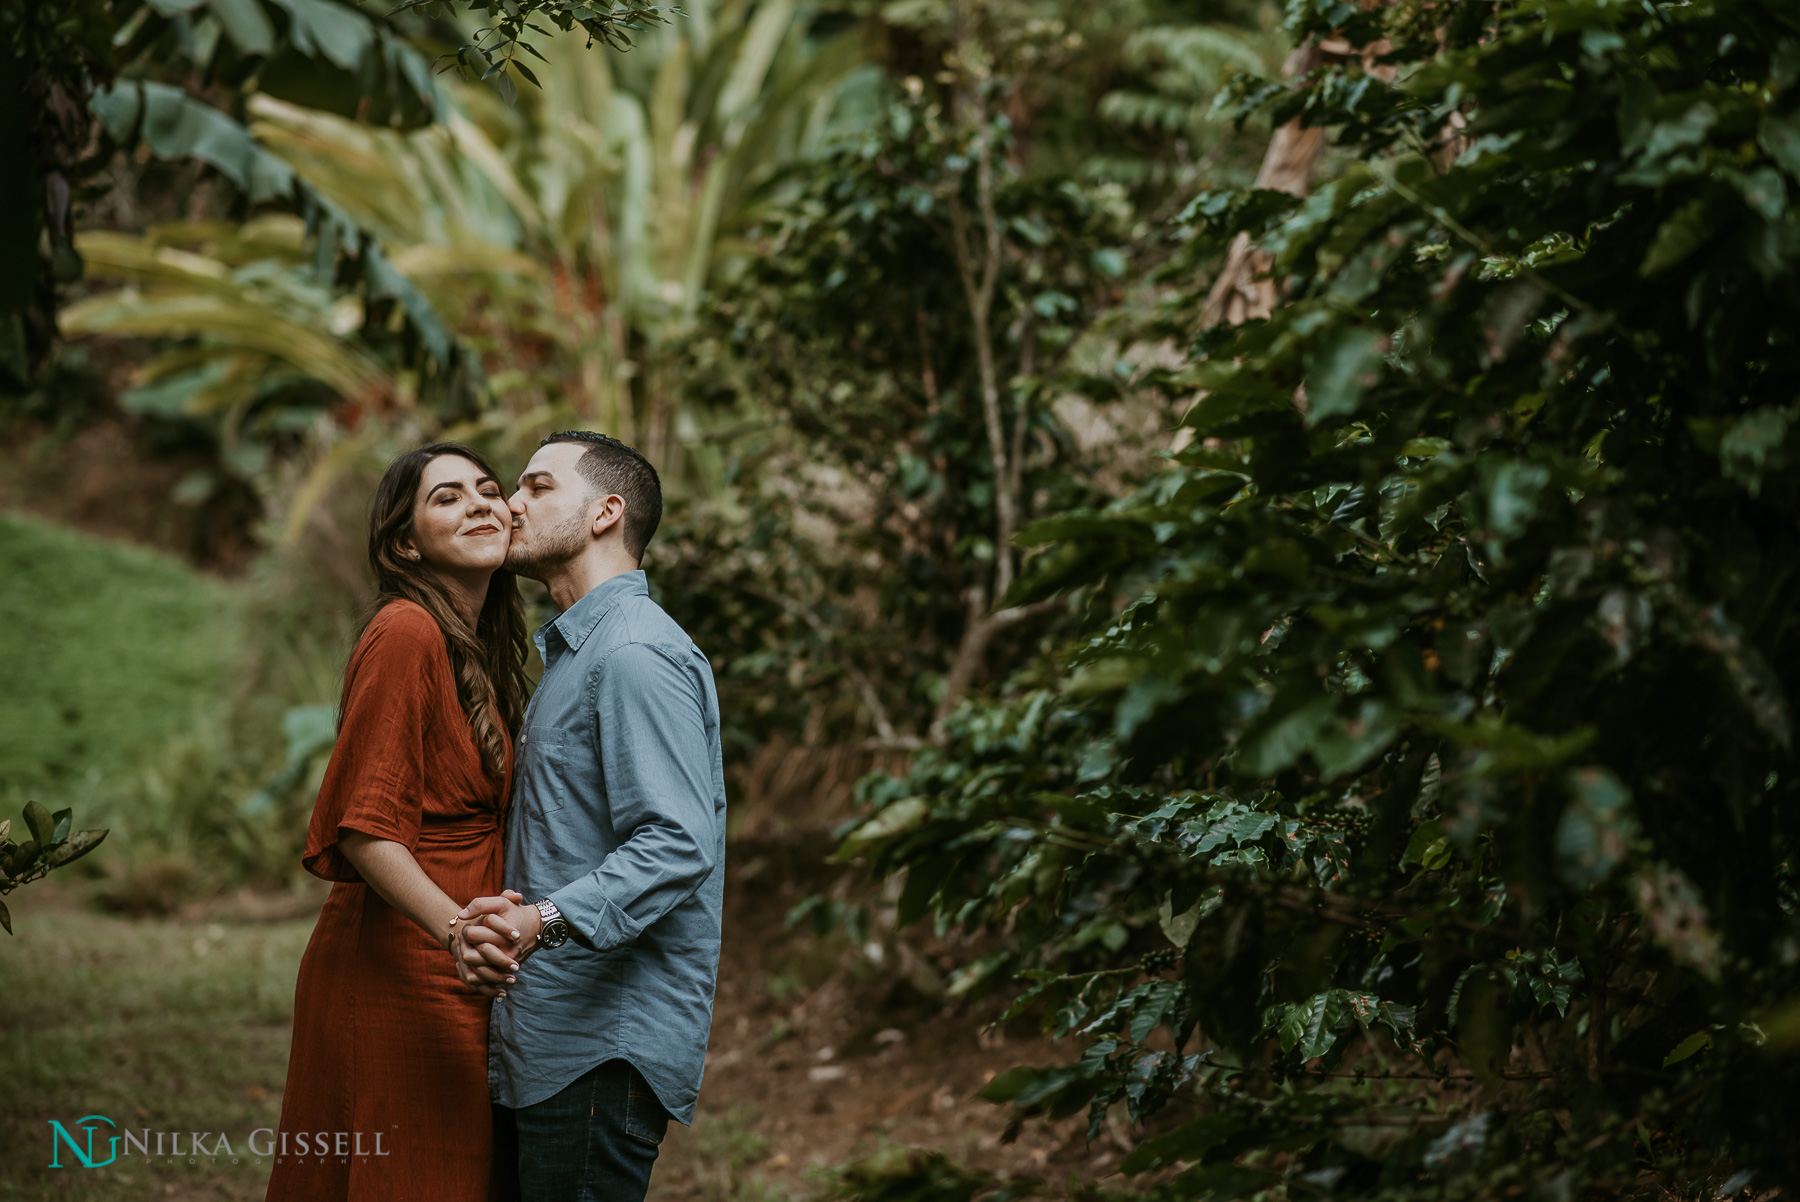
[536,569,647,659]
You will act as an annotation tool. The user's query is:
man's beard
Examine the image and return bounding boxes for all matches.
[504,511,588,580]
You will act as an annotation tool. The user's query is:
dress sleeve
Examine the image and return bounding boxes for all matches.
[301,604,444,882]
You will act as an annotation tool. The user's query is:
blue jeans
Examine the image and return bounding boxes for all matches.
[497,1059,669,1202]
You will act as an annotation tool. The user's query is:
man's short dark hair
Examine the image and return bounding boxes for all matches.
[541,431,663,560]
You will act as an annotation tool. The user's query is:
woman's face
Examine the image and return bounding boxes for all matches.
[405,454,510,577]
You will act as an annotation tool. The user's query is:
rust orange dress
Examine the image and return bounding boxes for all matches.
[267,600,512,1202]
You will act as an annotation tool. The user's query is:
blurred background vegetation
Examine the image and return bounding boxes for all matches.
[4,0,1287,913]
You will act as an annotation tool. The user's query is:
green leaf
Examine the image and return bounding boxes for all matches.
[1304,324,1383,424]
[833,797,930,861]
[979,1067,1040,1103]
[0,899,9,935]
[1128,982,1181,1043]
[896,854,955,927]
[1639,198,1716,277]
[1169,1162,1276,1202]
[90,82,295,204]
[1717,405,1792,496]
[1225,811,1278,844]
[1662,1029,1712,1067]
[205,0,276,54]
[1478,457,1551,550]
[47,830,108,869]
[6,840,40,877]
[1120,1113,1243,1174]
[1555,767,1634,889]
[1235,693,1335,777]
[23,802,53,847]
[283,705,339,764]
[1116,672,1182,739]
[50,809,71,844]
[1298,991,1339,1060]
[1312,699,1402,778]
[277,0,375,70]
[1277,1002,1306,1053]
[1759,111,1800,180]
[1641,101,1717,162]
[1158,891,1203,948]
[1405,818,1451,870]
[1724,166,1787,222]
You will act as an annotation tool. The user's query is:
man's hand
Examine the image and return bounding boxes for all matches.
[454,890,543,995]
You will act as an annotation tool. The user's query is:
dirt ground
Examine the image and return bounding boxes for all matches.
[652,836,1108,1200]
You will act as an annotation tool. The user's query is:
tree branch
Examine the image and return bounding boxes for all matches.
[932,588,1058,735]
[946,0,1017,604]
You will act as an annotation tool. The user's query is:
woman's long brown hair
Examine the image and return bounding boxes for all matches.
[346,442,529,781]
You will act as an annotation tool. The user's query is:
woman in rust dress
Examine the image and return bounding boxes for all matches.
[267,442,529,1202]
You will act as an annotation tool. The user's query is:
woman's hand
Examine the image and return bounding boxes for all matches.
[452,920,515,996]
[455,890,542,992]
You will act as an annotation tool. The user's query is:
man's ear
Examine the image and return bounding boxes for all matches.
[591,494,627,539]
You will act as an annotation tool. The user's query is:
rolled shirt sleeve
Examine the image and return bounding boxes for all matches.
[546,641,720,951]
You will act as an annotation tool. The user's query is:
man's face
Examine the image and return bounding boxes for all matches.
[506,443,594,580]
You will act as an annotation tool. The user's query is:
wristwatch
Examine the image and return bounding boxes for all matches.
[534,898,570,949]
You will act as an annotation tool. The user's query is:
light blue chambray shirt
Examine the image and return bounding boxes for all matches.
[488,570,727,1123]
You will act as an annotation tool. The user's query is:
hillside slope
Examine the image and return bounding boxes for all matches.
[0,510,238,807]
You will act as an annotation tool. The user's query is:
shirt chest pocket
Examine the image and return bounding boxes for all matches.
[517,729,576,814]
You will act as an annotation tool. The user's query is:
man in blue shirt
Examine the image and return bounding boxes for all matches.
[456,431,726,1202]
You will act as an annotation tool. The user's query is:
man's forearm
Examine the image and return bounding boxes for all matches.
[547,822,717,952]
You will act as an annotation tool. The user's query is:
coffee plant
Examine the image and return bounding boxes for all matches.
[836,0,1800,1196]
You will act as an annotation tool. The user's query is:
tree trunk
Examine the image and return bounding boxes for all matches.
[1197,44,1327,329]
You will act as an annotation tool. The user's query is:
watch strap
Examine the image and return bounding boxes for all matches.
[535,898,569,948]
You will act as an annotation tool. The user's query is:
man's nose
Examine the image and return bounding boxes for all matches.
[508,491,527,515]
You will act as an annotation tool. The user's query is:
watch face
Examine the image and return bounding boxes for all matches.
[541,920,570,948]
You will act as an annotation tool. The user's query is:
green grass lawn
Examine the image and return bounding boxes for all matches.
[0,510,238,809]
[0,883,789,1201]
[0,884,307,1201]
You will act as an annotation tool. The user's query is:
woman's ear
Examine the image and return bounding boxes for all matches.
[395,538,422,563]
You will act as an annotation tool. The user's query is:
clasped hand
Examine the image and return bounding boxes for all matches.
[451,889,544,997]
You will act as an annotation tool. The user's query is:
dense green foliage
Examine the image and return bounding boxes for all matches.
[4,0,670,391]
[836,0,1800,1196]
[670,0,1281,748]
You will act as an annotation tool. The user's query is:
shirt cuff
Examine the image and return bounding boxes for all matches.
[547,882,644,952]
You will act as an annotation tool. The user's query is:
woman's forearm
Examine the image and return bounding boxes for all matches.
[339,832,460,951]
